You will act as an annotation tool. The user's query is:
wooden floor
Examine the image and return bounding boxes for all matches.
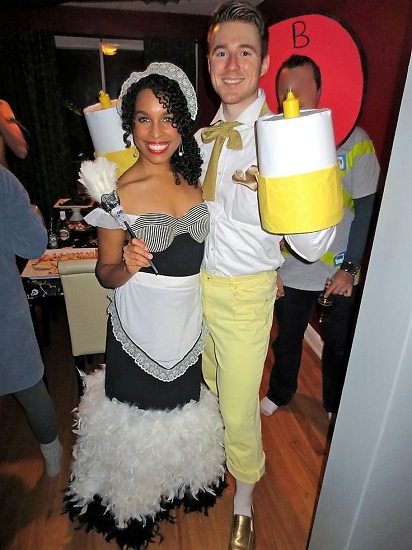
[0,300,331,550]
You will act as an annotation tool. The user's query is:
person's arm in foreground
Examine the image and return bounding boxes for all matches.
[7,170,46,259]
[0,101,28,159]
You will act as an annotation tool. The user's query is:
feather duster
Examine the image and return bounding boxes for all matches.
[78,157,158,274]
[78,157,117,203]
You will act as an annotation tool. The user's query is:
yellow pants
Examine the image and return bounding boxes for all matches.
[201,269,277,483]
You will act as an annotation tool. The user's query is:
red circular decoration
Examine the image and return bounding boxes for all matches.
[260,14,365,146]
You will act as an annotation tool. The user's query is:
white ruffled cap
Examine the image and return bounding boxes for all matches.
[117,62,198,120]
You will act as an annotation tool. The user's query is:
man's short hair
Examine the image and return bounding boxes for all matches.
[207,0,269,59]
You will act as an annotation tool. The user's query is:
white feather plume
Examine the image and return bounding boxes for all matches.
[78,157,117,203]
[66,368,225,526]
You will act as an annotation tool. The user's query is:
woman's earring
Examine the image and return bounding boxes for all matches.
[133,146,138,158]
[178,142,184,157]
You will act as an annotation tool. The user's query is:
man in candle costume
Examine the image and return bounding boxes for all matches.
[199,3,335,548]
[260,54,380,419]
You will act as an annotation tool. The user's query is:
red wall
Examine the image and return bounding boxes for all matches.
[260,0,412,181]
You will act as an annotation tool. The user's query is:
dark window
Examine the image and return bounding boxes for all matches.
[56,43,144,166]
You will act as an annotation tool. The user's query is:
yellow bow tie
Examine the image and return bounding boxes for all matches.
[201,121,242,201]
[200,102,270,201]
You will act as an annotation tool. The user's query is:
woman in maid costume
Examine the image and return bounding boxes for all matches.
[63,63,226,549]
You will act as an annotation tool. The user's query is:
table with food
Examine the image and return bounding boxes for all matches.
[21,248,99,299]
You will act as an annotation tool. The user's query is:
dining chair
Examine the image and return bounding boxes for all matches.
[58,258,109,397]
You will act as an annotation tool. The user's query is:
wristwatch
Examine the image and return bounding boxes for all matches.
[340,260,360,276]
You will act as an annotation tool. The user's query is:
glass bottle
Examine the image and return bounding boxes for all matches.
[316,277,334,323]
[57,210,70,245]
[48,216,58,249]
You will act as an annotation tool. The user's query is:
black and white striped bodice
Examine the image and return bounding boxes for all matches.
[129,202,209,253]
[131,202,209,277]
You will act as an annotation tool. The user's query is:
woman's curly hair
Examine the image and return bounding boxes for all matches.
[120,74,202,186]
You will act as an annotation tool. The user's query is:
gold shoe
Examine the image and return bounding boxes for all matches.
[228,510,255,550]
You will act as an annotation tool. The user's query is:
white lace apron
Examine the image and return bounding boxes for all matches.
[109,271,206,382]
[85,204,209,382]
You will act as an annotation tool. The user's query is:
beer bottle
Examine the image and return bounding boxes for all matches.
[316,277,334,323]
[48,216,58,249]
[57,211,70,245]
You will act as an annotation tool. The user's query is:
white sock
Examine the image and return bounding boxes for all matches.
[233,480,254,517]
[260,396,278,417]
[40,437,62,477]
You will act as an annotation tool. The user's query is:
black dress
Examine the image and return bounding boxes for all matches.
[64,204,226,549]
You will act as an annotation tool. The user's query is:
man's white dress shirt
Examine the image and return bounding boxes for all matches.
[196,89,336,277]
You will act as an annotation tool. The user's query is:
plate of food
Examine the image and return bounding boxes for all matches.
[68,220,94,232]
[21,248,98,279]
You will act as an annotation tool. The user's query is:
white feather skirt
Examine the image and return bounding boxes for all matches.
[65,368,226,532]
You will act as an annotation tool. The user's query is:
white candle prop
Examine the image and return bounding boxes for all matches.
[83,99,136,177]
[257,109,337,177]
[83,100,125,156]
[256,108,343,234]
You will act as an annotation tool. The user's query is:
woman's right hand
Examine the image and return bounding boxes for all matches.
[122,238,153,275]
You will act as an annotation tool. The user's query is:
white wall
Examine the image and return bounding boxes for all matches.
[308,52,412,550]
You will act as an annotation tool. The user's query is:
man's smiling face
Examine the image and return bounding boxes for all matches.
[208,21,269,118]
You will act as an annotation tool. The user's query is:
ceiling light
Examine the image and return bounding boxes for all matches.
[101,43,118,56]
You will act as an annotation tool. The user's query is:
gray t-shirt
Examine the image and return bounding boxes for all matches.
[278,126,380,291]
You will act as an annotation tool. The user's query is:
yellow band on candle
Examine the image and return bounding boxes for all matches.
[256,164,343,234]
[95,148,137,178]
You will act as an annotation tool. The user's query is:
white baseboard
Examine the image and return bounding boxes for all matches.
[304,324,324,358]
